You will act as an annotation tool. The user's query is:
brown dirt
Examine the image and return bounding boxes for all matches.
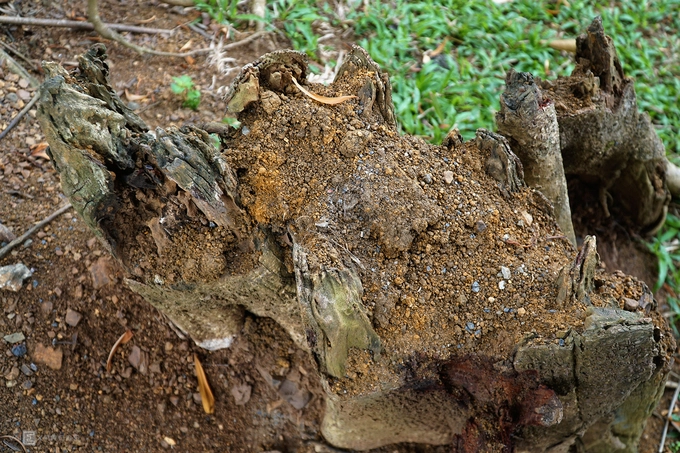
[0,1,676,451]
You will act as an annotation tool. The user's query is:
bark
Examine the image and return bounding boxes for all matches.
[540,16,669,232]
[36,40,673,452]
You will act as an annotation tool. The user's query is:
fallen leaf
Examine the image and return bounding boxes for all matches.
[194,354,215,414]
[30,142,50,160]
[124,89,149,101]
[430,38,448,57]
[133,15,156,24]
[179,39,193,52]
[671,418,680,433]
[291,77,357,105]
[106,330,133,372]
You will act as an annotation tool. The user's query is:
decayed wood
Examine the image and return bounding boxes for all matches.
[36,39,673,452]
[496,69,577,247]
[540,16,669,232]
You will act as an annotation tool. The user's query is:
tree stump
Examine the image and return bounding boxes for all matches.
[37,20,672,452]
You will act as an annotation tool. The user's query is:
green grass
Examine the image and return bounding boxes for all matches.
[197,0,680,149]
[198,0,680,329]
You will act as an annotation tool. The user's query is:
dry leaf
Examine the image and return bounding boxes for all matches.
[430,38,448,57]
[133,15,156,25]
[179,39,193,52]
[194,354,215,414]
[291,77,357,105]
[106,330,133,372]
[671,418,680,433]
[30,142,50,160]
[547,39,576,53]
[124,90,149,101]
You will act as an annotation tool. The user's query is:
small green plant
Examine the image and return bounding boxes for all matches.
[222,116,241,129]
[671,439,680,453]
[194,0,239,24]
[209,133,221,150]
[171,75,201,111]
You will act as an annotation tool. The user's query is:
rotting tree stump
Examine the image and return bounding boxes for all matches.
[37,18,673,452]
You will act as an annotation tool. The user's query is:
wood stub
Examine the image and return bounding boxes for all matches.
[496,69,576,247]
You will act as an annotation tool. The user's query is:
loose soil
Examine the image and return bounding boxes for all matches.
[0,1,676,452]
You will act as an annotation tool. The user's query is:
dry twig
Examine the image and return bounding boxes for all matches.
[86,0,211,57]
[0,435,27,453]
[0,40,38,71]
[660,374,680,452]
[0,15,174,35]
[0,203,72,260]
[0,48,40,88]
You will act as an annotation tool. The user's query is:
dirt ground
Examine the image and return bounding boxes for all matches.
[0,1,676,452]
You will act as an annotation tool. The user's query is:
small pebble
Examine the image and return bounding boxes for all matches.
[65,309,83,327]
[623,298,639,311]
[11,343,27,357]
[501,266,511,280]
[5,366,20,381]
[443,171,454,184]
[471,281,480,293]
[17,89,31,101]
[3,332,25,343]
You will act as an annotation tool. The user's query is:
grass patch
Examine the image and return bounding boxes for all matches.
[198,0,679,150]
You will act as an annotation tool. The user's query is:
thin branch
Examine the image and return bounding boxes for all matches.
[0,40,38,71]
[0,48,40,88]
[0,436,27,453]
[185,21,213,40]
[0,92,40,141]
[667,158,680,198]
[251,0,266,32]
[0,203,72,261]
[660,361,680,453]
[160,0,194,5]
[216,30,269,52]
[0,15,174,35]
[87,0,213,57]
